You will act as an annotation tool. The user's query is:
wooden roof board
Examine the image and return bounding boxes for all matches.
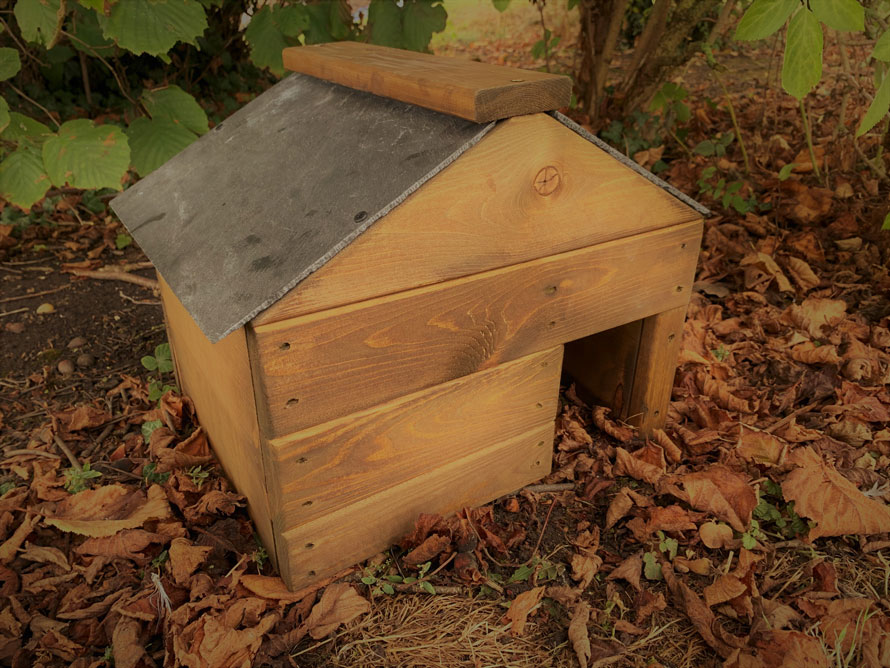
[283,42,572,122]
[110,74,493,343]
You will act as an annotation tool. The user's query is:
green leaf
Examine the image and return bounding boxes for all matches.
[0,146,51,209]
[0,98,8,136]
[141,355,158,370]
[69,5,115,54]
[734,0,798,41]
[101,0,207,56]
[244,6,289,75]
[360,576,376,585]
[693,139,716,156]
[142,419,163,444]
[492,0,510,11]
[810,0,863,32]
[874,30,890,63]
[115,233,132,249]
[856,72,890,137]
[741,532,757,549]
[154,342,174,372]
[1,112,52,143]
[882,212,890,231]
[778,163,796,180]
[368,0,403,48]
[78,0,107,10]
[419,581,435,594]
[276,4,310,38]
[143,85,208,135]
[0,48,22,81]
[642,552,662,580]
[42,119,130,190]
[782,9,823,100]
[381,583,395,595]
[402,0,447,52]
[14,0,64,47]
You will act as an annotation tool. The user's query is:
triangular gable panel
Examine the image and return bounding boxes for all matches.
[255,112,707,326]
[111,74,493,342]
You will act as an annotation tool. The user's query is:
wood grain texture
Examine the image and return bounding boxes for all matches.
[277,422,554,588]
[249,220,702,437]
[282,42,570,122]
[159,277,277,562]
[563,320,643,415]
[254,114,702,325]
[625,305,689,435]
[268,347,562,531]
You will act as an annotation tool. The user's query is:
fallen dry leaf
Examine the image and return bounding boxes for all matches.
[503,586,545,637]
[784,297,847,339]
[168,538,212,585]
[614,447,664,485]
[403,533,451,566]
[606,552,642,592]
[305,583,370,639]
[112,617,146,668]
[571,552,602,590]
[675,467,756,533]
[784,256,820,292]
[240,575,312,602]
[44,485,171,537]
[568,600,591,668]
[19,543,70,571]
[783,447,890,539]
[0,514,37,564]
[737,429,787,466]
[699,521,734,549]
[703,573,747,608]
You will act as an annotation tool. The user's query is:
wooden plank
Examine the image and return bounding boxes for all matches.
[268,347,562,531]
[282,42,570,123]
[255,114,702,326]
[248,220,702,437]
[563,320,643,415]
[276,422,554,588]
[625,305,689,435]
[158,277,278,563]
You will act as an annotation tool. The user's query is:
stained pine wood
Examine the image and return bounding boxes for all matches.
[268,347,562,531]
[282,42,570,123]
[248,221,701,437]
[254,114,702,326]
[277,422,554,588]
[564,320,643,415]
[159,277,277,561]
[625,305,689,434]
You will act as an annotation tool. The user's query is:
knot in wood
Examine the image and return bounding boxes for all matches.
[533,166,560,196]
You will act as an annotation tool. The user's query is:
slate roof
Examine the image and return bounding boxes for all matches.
[111,73,708,343]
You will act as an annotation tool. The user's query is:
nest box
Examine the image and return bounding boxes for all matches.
[111,43,707,589]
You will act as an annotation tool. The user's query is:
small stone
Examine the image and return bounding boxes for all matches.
[36,303,55,314]
[67,336,87,349]
[57,359,75,375]
[76,353,94,368]
[4,322,25,334]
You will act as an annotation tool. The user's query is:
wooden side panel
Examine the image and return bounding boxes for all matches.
[282,42,570,122]
[268,346,563,530]
[253,114,702,325]
[249,221,702,437]
[626,305,689,435]
[158,277,276,558]
[563,320,643,416]
[277,422,554,588]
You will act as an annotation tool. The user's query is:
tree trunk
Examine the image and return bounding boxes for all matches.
[575,0,629,128]
[620,0,722,116]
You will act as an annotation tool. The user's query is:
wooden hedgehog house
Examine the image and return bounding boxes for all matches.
[111,43,707,590]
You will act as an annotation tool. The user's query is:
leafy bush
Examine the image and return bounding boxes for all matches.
[0,0,447,210]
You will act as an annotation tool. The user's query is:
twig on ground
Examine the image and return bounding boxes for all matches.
[3,449,61,460]
[0,285,70,304]
[53,434,82,471]
[764,399,825,434]
[69,270,159,291]
[529,498,558,563]
[0,308,28,318]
